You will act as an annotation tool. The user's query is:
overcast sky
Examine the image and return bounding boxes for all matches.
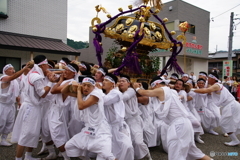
[67,0,240,53]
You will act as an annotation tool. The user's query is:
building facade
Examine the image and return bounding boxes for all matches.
[0,0,80,73]
[208,51,240,80]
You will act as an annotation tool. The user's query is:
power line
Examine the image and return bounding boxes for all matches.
[211,3,240,22]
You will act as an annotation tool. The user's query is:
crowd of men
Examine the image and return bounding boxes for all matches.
[0,54,240,160]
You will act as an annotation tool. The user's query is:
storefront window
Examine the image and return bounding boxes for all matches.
[165,22,174,31]
[0,57,21,74]
[0,0,8,18]
[180,21,195,34]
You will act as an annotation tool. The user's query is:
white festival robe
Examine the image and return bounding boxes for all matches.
[150,96,168,147]
[178,90,204,134]
[65,89,115,160]
[0,76,19,134]
[68,96,85,138]
[138,97,157,147]
[48,79,73,148]
[195,92,219,131]
[206,94,221,128]
[103,88,134,160]
[40,78,55,143]
[187,91,201,122]
[211,83,240,134]
[19,74,28,106]
[122,88,149,159]
[160,87,205,160]
[11,65,46,148]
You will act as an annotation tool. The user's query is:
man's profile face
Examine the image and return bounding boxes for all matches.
[197,81,205,88]
[5,67,15,76]
[63,68,75,79]
[174,80,183,91]
[102,78,114,90]
[95,70,103,81]
[82,82,95,96]
[182,76,188,83]
[118,78,130,92]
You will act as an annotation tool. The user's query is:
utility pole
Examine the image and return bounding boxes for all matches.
[228,12,234,60]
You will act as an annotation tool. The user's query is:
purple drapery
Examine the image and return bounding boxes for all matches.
[114,29,144,75]
[92,6,144,68]
[150,9,184,76]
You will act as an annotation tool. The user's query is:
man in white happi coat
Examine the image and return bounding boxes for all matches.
[174,79,204,144]
[11,55,52,160]
[65,76,116,160]
[194,72,240,146]
[37,60,60,159]
[137,82,157,148]
[198,71,208,88]
[0,63,31,146]
[189,72,197,84]
[133,77,212,160]
[118,75,152,160]
[138,80,167,150]
[195,78,220,136]
[100,73,134,160]
[49,63,79,160]
[94,67,108,85]
[18,64,31,109]
[198,71,221,135]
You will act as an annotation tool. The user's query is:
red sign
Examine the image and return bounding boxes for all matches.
[185,42,203,50]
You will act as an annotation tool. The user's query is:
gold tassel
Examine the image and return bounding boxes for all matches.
[95,5,108,13]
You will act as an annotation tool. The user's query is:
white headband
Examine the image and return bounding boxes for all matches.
[182,74,188,77]
[208,74,218,80]
[67,64,77,73]
[199,73,207,77]
[48,63,54,68]
[151,79,163,88]
[197,80,205,83]
[3,64,14,74]
[171,75,178,80]
[38,59,48,66]
[82,77,96,86]
[104,76,115,84]
[60,60,67,66]
[120,77,130,83]
[80,63,87,69]
[98,68,106,76]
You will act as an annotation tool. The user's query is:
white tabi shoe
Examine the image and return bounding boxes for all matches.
[224,140,240,146]
[208,129,219,136]
[0,139,12,146]
[223,133,229,137]
[195,136,204,144]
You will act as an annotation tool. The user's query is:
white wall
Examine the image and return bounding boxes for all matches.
[0,0,67,43]
[0,49,74,68]
[161,56,208,77]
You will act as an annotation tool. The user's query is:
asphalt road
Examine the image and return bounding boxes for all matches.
[0,127,239,160]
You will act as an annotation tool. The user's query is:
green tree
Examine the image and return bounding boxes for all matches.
[67,38,89,49]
